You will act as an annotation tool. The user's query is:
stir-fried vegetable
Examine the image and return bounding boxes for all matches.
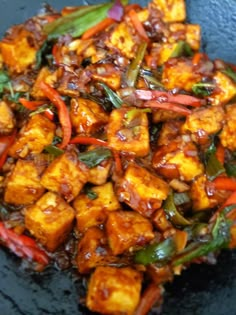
[0,0,236,314]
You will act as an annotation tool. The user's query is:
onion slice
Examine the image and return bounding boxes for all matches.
[108,0,124,21]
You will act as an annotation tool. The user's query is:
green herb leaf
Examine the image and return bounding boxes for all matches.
[225,163,236,177]
[171,41,193,58]
[99,82,123,109]
[0,70,10,93]
[44,145,64,157]
[85,187,98,200]
[78,147,112,168]
[35,40,54,69]
[192,82,215,96]
[134,237,176,266]
[206,151,225,181]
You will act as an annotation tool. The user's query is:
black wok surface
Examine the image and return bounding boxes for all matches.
[0,1,236,314]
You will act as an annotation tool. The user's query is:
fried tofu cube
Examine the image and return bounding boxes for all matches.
[25,192,75,251]
[169,23,201,51]
[106,210,154,255]
[77,227,116,274]
[0,101,15,134]
[190,175,217,211]
[86,266,142,315]
[31,67,57,99]
[152,138,204,181]
[88,158,112,185]
[106,21,137,59]
[73,182,120,232]
[41,149,88,202]
[70,97,109,135]
[107,108,150,157]
[117,163,169,217]
[182,106,225,138]
[91,64,121,90]
[153,42,179,66]
[152,0,186,22]
[157,120,184,146]
[208,71,236,106]
[4,159,45,205]
[152,208,173,232]
[220,104,236,151]
[8,114,55,158]
[0,26,37,73]
[162,58,202,91]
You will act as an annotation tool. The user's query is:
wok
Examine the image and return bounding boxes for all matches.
[0,1,236,314]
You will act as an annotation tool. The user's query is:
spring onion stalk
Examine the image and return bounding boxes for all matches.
[170,40,193,58]
[99,82,123,108]
[44,145,64,157]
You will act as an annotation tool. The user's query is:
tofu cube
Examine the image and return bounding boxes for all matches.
[77,227,115,274]
[31,67,57,100]
[152,208,173,232]
[169,23,201,51]
[0,101,15,134]
[8,114,55,158]
[220,104,236,151]
[208,71,236,106]
[152,0,186,22]
[162,58,202,91]
[41,149,88,202]
[4,159,45,205]
[106,22,137,59]
[88,158,112,185]
[0,26,37,73]
[70,97,109,135]
[86,266,142,315]
[91,64,121,90]
[182,106,225,138]
[25,192,75,251]
[73,182,120,232]
[106,210,154,255]
[117,163,169,217]
[107,108,150,157]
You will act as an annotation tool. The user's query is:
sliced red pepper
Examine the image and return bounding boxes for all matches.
[0,222,49,266]
[215,143,225,165]
[128,9,150,43]
[0,130,16,169]
[81,17,115,40]
[135,283,162,315]
[40,82,72,149]
[70,136,109,147]
[143,100,192,116]
[19,98,46,110]
[135,90,204,107]
[213,177,236,191]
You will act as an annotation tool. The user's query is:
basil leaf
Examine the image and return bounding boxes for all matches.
[78,147,112,168]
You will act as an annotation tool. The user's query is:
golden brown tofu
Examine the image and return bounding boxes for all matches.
[152,138,204,181]
[107,108,150,157]
[153,42,179,66]
[157,120,183,146]
[162,58,202,91]
[8,114,55,158]
[88,158,112,185]
[77,227,116,274]
[152,108,183,124]
[0,101,15,134]
[208,71,236,106]
[190,175,217,211]
[182,106,225,138]
[117,163,169,217]
[4,159,45,205]
[73,182,120,232]
[0,26,37,73]
[91,64,121,90]
[106,210,154,255]
[152,208,173,232]
[41,149,88,202]
[106,21,137,59]
[169,23,201,51]
[219,104,236,151]
[25,192,75,251]
[152,0,186,22]
[31,67,57,99]
[86,266,142,315]
[70,97,109,135]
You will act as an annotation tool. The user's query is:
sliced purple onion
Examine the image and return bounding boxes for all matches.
[108,0,124,22]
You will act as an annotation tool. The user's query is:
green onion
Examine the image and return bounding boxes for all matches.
[206,151,225,181]
[173,192,191,206]
[192,82,215,96]
[44,145,64,157]
[99,82,123,108]
[173,213,231,266]
[163,192,192,226]
[134,237,176,266]
[78,147,112,168]
[222,67,236,83]
[126,42,147,87]
[170,40,193,58]
[29,104,53,117]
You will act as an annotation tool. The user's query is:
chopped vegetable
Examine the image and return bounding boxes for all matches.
[78,147,112,168]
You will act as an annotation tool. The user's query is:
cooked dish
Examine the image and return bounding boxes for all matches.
[0,0,236,314]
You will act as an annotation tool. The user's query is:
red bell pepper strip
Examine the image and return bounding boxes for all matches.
[0,130,16,169]
[70,136,109,147]
[19,98,46,110]
[0,222,49,266]
[213,177,236,191]
[39,82,71,149]
[128,9,150,43]
[135,283,162,315]
[143,100,192,116]
[135,90,204,107]
[81,17,115,40]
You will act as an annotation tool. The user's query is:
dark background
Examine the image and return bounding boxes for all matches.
[0,1,236,314]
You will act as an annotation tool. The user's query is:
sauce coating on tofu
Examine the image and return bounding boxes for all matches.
[0,0,236,314]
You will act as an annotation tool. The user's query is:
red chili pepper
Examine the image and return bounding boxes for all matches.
[143,100,192,116]
[135,89,204,107]
[0,130,16,169]
[112,150,122,174]
[70,136,109,147]
[135,283,162,315]
[81,17,115,40]
[128,9,150,43]
[215,143,225,165]
[213,177,236,191]
[0,222,49,266]
[39,82,72,149]
[19,98,46,110]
